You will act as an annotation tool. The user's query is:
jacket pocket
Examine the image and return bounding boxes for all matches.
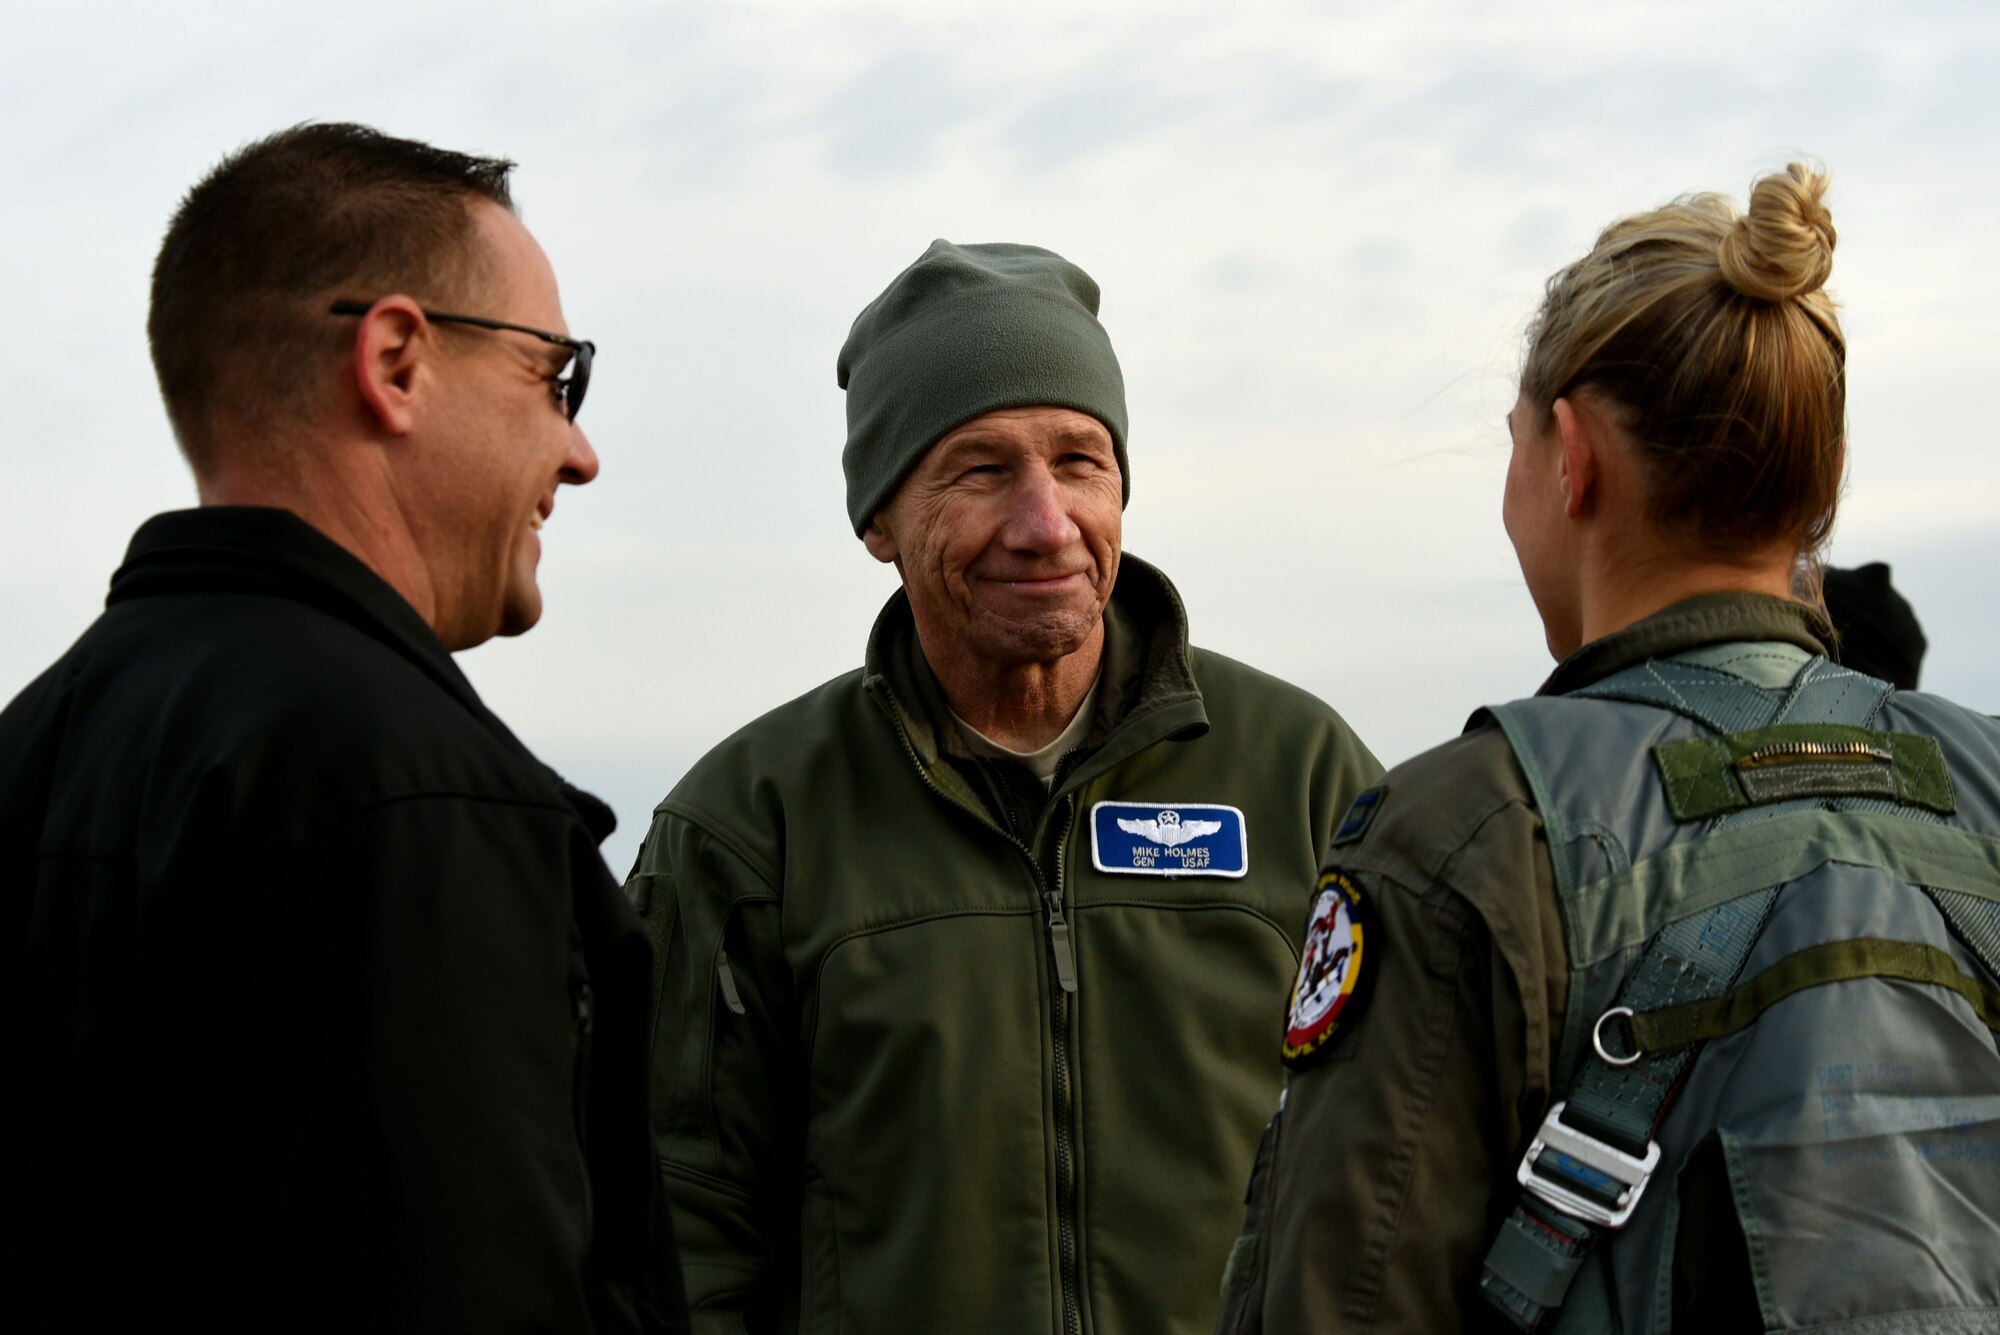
[1698,1119,2000,1331]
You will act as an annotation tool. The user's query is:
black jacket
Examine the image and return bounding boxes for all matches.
[4,507,686,1333]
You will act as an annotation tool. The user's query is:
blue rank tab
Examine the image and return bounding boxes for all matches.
[1330,785,1386,847]
[1089,801,1248,878]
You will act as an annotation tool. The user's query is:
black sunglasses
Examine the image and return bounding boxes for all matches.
[329,300,594,422]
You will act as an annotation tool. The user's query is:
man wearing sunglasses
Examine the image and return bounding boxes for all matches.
[1,124,684,1333]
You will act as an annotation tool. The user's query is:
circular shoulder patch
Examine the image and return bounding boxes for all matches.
[1282,870,1371,1069]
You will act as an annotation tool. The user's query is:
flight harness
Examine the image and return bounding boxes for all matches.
[1475,651,2000,1332]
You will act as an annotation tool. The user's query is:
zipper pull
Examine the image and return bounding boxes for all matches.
[717,950,747,1015]
[1044,892,1078,993]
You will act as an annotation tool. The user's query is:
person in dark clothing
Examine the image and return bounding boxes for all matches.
[3,123,686,1334]
[1822,560,1927,689]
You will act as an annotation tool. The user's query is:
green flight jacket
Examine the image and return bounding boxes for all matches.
[628,557,1380,1335]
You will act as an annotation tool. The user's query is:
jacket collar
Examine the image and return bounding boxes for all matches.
[108,507,616,841]
[1537,591,1833,698]
[111,505,489,711]
[862,553,1209,792]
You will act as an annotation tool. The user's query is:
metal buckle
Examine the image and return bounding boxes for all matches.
[1515,1101,1660,1228]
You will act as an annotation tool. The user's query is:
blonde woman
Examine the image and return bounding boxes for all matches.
[1217,165,2000,1333]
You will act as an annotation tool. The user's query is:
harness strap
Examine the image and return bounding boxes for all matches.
[1485,1206,1593,1308]
[1568,654,1891,739]
[1564,810,2000,972]
[1479,653,1893,1332]
[1613,937,2000,1053]
[1561,891,1776,1153]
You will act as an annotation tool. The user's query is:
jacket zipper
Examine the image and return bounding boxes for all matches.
[878,688,1087,1334]
[1048,800,1082,1335]
[1044,890,1078,992]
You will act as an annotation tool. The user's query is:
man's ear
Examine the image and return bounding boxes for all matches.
[350,296,428,436]
[861,513,899,564]
[1551,395,1601,520]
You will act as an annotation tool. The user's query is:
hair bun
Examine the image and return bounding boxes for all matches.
[1717,162,1836,301]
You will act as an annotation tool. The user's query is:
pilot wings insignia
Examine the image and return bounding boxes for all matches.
[1116,809,1223,848]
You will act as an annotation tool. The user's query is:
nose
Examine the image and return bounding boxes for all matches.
[1000,463,1079,554]
[560,423,600,485]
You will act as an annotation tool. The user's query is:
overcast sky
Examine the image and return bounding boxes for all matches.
[6,1,1997,874]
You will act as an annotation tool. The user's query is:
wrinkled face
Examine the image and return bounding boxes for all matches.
[867,406,1123,672]
[422,202,598,650]
[1503,392,1580,658]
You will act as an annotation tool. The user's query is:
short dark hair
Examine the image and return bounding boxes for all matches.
[148,122,516,466]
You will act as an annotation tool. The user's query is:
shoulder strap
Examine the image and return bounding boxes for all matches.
[1572,652,1892,738]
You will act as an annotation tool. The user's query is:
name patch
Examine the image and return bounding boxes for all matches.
[1090,801,1248,878]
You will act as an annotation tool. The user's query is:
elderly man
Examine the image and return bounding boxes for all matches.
[2,125,683,1333]
[628,240,1379,1332]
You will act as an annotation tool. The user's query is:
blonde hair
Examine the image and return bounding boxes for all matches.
[1520,162,1845,556]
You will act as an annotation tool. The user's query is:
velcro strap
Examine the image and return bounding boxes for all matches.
[1653,724,1955,822]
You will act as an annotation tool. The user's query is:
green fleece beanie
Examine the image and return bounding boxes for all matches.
[838,239,1129,535]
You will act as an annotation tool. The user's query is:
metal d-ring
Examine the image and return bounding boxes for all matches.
[1592,1006,1642,1066]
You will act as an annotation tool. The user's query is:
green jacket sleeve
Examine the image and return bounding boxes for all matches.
[1217,734,1566,1333]
[1255,868,1510,1330]
[628,810,801,1333]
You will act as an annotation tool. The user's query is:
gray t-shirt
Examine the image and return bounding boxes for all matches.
[950,674,1102,789]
